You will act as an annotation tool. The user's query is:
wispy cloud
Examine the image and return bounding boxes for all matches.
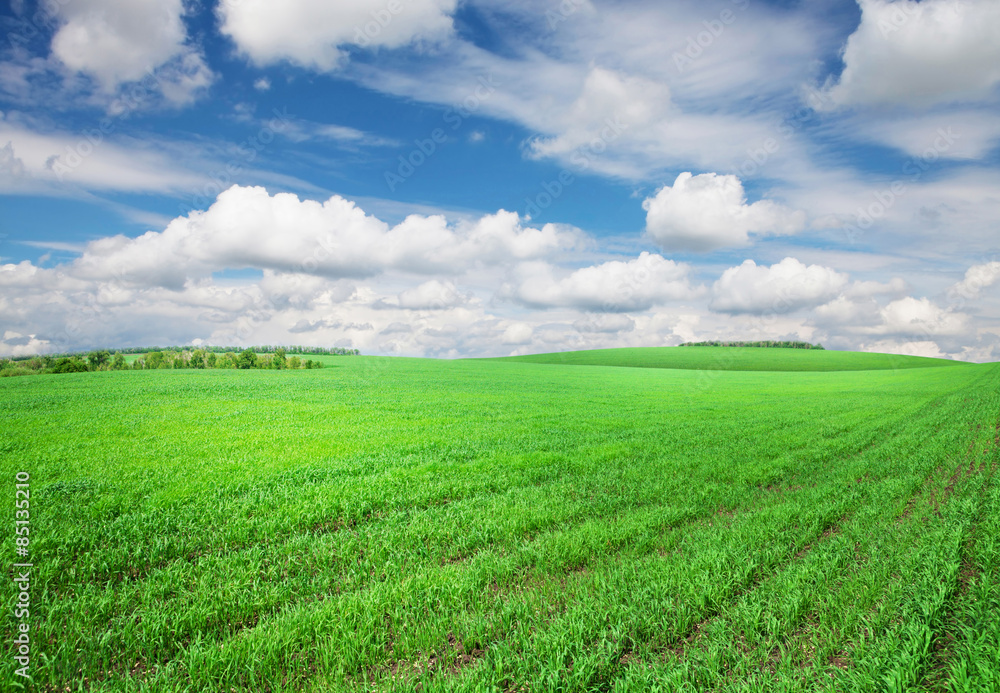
[281,120,400,147]
[18,240,87,253]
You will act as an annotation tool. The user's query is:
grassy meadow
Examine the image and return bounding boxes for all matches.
[1,348,998,692]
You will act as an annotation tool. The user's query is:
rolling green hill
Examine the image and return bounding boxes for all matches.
[491,346,963,371]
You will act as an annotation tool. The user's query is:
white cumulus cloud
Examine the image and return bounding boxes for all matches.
[948,261,1000,300]
[501,252,700,312]
[814,295,882,327]
[873,296,968,336]
[502,322,533,345]
[218,0,459,71]
[378,279,469,310]
[49,0,213,104]
[819,0,1000,109]
[68,185,582,289]
[527,66,668,166]
[711,257,849,314]
[643,172,806,252]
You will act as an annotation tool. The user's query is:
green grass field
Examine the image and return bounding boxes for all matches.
[1,349,998,692]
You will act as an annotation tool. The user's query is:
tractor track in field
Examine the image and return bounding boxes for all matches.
[660,511,850,664]
[351,632,489,690]
[674,444,988,684]
[898,455,958,524]
[662,453,943,670]
[922,415,998,691]
[824,415,999,687]
[612,470,921,674]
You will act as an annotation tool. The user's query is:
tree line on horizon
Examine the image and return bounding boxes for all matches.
[679,340,825,350]
[115,345,359,356]
[6,344,359,361]
[0,347,343,377]
[132,348,325,371]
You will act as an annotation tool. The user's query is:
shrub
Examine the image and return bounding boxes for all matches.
[51,358,89,374]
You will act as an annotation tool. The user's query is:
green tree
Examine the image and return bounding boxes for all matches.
[273,348,287,370]
[237,349,258,369]
[111,353,127,370]
[288,356,301,369]
[87,350,111,370]
[206,352,217,368]
[191,349,207,369]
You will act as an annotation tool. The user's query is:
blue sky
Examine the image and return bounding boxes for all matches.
[1,0,999,359]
